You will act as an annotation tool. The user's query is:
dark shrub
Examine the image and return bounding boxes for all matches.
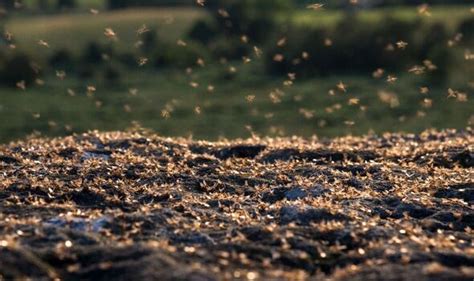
[205,0,292,43]
[414,23,451,84]
[103,65,121,84]
[152,42,209,69]
[265,17,450,82]
[297,0,474,8]
[107,0,190,10]
[77,64,95,79]
[209,36,250,61]
[425,45,452,86]
[188,20,219,45]
[107,0,126,9]
[415,23,448,54]
[37,0,49,10]
[117,53,138,68]
[82,42,112,64]
[139,30,158,53]
[0,53,37,87]
[459,18,474,43]
[49,49,74,71]
[0,0,14,9]
[0,49,6,65]
[264,25,327,77]
[56,0,76,10]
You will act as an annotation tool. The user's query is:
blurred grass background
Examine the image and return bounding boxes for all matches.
[6,8,203,55]
[0,0,473,142]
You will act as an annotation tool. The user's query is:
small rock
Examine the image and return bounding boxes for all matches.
[421,218,449,231]
[383,196,401,208]
[431,211,457,223]
[297,208,348,225]
[372,206,390,219]
[0,155,19,164]
[57,147,78,158]
[452,150,474,168]
[106,139,133,149]
[44,216,111,233]
[259,148,300,163]
[345,178,364,189]
[393,203,435,219]
[81,150,112,161]
[334,165,367,176]
[214,145,266,160]
[434,183,474,203]
[261,187,287,203]
[173,232,215,245]
[309,185,330,197]
[372,180,394,192]
[240,226,273,242]
[207,199,234,208]
[460,213,474,226]
[285,187,307,200]
[279,206,300,224]
[186,156,219,167]
[280,206,348,225]
[435,252,474,267]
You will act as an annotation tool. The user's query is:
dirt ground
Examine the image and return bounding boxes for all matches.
[0,129,473,280]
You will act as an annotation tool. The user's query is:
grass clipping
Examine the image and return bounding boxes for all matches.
[0,129,473,280]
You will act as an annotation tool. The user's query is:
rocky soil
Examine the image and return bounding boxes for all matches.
[0,129,473,280]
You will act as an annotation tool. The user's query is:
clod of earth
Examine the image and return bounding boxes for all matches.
[0,129,473,280]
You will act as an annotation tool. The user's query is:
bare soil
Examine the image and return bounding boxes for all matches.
[0,129,473,280]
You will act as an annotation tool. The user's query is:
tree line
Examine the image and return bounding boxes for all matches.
[1,0,472,11]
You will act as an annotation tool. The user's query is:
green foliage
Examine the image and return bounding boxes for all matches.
[152,42,209,68]
[209,36,250,60]
[1,69,472,143]
[188,19,219,45]
[0,4,472,143]
[37,0,49,10]
[82,42,112,64]
[294,0,474,8]
[183,0,295,76]
[48,49,74,71]
[459,17,474,43]
[106,0,190,10]
[103,64,121,84]
[205,0,293,43]
[6,8,204,56]
[56,0,76,10]
[0,53,38,87]
[264,17,451,82]
[139,30,158,53]
[0,0,15,9]
[77,64,95,79]
[117,53,138,68]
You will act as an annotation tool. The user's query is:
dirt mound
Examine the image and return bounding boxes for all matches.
[0,129,473,280]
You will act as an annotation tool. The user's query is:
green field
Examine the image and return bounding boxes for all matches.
[1,5,473,143]
[19,0,106,9]
[0,60,472,143]
[7,5,473,59]
[6,8,205,57]
[292,5,473,29]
